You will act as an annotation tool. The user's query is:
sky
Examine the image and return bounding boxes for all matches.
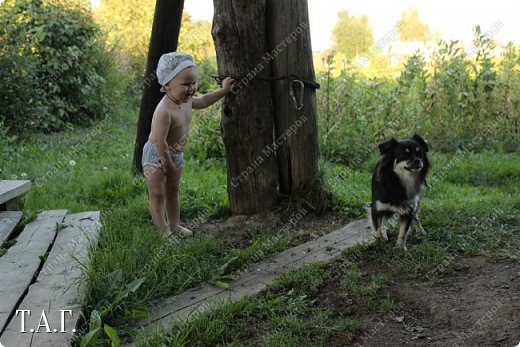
[87,0,519,51]
[182,0,519,51]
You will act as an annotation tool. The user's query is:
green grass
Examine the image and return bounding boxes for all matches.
[2,101,519,346]
[340,266,391,306]
[137,262,361,346]
[139,150,519,346]
[0,105,339,345]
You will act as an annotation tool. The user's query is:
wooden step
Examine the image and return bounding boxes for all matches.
[0,180,31,211]
[0,211,23,244]
[0,211,101,347]
[128,219,373,345]
[0,210,68,335]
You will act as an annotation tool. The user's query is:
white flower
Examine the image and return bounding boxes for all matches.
[11,174,17,179]
[69,160,76,166]
[21,172,28,178]
[103,167,108,170]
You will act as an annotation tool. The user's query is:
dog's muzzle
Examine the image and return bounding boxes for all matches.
[405,159,423,172]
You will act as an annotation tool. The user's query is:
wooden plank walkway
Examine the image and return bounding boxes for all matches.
[0,211,23,244]
[129,219,373,344]
[0,211,101,347]
[0,210,68,334]
[0,180,31,210]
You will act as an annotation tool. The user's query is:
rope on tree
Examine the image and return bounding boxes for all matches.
[212,74,320,89]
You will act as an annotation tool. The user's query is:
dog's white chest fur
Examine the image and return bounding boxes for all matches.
[393,161,423,198]
[375,195,420,215]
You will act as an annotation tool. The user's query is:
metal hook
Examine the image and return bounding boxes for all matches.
[289,80,304,110]
[212,75,225,87]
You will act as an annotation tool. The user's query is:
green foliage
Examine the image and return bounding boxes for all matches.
[397,8,432,42]
[80,307,123,347]
[178,15,219,96]
[94,0,154,60]
[0,119,18,163]
[332,10,374,60]
[319,32,520,164]
[94,6,217,97]
[195,57,218,94]
[0,0,118,132]
[93,0,153,95]
[0,43,47,132]
[178,12,215,62]
[186,103,225,161]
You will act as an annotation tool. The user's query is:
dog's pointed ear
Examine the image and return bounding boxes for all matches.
[412,134,430,152]
[378,138,398,155]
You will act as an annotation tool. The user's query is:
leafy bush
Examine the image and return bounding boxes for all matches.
[195,57,218,94]
[0,0,119,132]
[186,103,225,161]
[0,120,18,165]
[318,30,520,166]
[0,43,47,132]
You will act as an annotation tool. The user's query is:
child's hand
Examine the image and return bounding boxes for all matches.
[222,77,235,93]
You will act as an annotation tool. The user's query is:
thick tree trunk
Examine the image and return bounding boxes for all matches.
[212,0,279,214]
[266,0,319,196]
[132,0,185,174]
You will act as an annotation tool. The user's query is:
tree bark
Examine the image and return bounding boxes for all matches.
[266,0,319,196]
[212,0,279,214]
[132,0,185,174]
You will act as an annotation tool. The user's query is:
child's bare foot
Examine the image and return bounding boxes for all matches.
[178,225,193,238]
[159,227,172,239]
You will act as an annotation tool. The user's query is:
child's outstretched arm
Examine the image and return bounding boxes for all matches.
[192,77,235,110]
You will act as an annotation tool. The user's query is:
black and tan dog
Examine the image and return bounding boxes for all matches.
[369,134,430,250]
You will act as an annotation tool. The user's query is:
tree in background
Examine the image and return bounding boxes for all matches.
[331,10,373,60]
[95,1,214,61]
[132,0,184,174]
[178,12,215,61]
[397,8,432,42]
[94,0,154,60]
[178,12,217,93]
[94,2,216,93]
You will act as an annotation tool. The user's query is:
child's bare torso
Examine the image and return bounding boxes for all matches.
[148,97,192,151]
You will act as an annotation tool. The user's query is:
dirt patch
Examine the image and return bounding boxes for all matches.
[192,211,351,248]
[323,256,520,346]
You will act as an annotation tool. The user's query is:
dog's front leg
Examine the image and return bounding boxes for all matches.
[396,214,413,250]
[411,203,426,237]
[380,215,389,241]
[413,217,427,236]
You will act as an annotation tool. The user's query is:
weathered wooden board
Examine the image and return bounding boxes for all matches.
[0,210,68,335]
[0,211,101,347]
[129,219,373,344]
[0,180,31,209]
[0,211,23,244]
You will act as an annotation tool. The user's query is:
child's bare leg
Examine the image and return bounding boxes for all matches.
[144,165,171,237]
[165,167,192,237]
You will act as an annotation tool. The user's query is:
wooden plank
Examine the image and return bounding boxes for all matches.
[0,211,23,244]
[0,210,67,336]
[129,219,373,343]
[0,211,101,347]
[0,180,32,207]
